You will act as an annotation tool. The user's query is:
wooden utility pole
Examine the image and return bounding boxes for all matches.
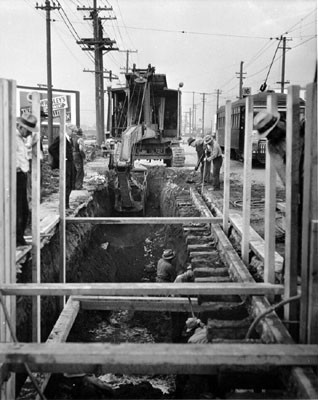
[200,92,211,137]
[192,92,195,134]
[119,50,138,73]
[276,36,291,94]
[213,89,222,132]
[236,61,246,99]
[77,2,118,145]
[36,0,60,147]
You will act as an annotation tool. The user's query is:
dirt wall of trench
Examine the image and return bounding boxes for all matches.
[16,187,115,342]
[16,168,190,342]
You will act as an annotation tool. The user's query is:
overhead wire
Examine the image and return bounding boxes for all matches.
[55,1,95,65]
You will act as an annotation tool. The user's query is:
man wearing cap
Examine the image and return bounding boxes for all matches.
[210,135,223,190]
[48,124,76,208]
[16,112,39,246]
[188,136,205,181]
[156,249,177,283]
[72,127,86,190]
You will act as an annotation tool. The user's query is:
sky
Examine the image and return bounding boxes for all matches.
[0,0,317,128]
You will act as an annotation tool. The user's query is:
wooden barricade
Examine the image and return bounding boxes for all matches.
[0,78,16,399]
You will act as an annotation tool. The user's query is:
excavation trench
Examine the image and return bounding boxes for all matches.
[17,167,290,399]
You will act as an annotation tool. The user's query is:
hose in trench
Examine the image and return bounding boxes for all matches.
[245,294,301,339]
[0,292,47,400]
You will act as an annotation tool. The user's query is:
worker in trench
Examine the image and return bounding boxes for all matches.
[175,317,224,398]
[156,250,195,342]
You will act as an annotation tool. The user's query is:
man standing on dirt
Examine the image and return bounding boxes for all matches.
[72,127,86,189]
[188,137,205,182]
[156,249,176,282]
[48,124,76,208]
[16,112,39,246]
[210,134,223,190]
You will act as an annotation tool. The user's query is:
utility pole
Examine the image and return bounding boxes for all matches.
[236,61,246,99]
[213,89,222,132]
[77,2,118,145]
[36,0,60,147]
[192,92,195,135]
[276,36,291,93]
[200,92,211,137]
[202,93,206,137]
[119,50,138,73]
[214,89,222,115]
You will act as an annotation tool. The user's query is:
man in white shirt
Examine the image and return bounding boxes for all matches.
[16,112,39,246]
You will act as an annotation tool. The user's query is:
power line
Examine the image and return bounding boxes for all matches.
[116,25,270,40]
[284,7,317,35]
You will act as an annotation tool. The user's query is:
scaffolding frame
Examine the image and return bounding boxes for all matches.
[0,79,317,398]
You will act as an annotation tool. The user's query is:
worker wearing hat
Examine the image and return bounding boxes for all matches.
[253,110,294,186]
[72,126,86,190]
[188,136,205,182]
[206,134,223,190]
[156,248,177,283]
[16,112,39,246]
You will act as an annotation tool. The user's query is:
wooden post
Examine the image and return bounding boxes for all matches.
[0,78,16,399]
[307,220,318,343]
[241,96,253,264]
[264,93,278,284]
[31,92,41,343]
[222,101,231,235]
[59,109,66,307]
[300,82,317,343]
[284,86,301,326]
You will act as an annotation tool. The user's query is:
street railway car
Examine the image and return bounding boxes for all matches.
[216,91,305,164]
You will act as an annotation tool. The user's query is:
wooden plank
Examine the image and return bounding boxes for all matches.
[307,220,318,343]
[264,93,278,284]
[65,216,223,224]
[31,92,41,343]
[284,86,301,323]
[0,78,16,399]
[230,213,283,273]
[0,282,284,296]
[241,96,253,264]
[190,187,214,219]
[34,297,80,400]
[75,296,237,312]
[40,214,60,235]
[222,101,231,235]
[300,82,318,343]
[59,109,66,309]
[2,344,318,376]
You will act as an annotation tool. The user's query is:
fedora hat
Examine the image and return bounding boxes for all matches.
[187,137,195,146]
[186,317,200,333]
[66,124,78,133]
[253,111,280,139]
[17,112,38,132]
[204,135,212,144]
[162,249,175,260]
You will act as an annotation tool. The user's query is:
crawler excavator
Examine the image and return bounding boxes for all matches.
[108,64,185,214]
